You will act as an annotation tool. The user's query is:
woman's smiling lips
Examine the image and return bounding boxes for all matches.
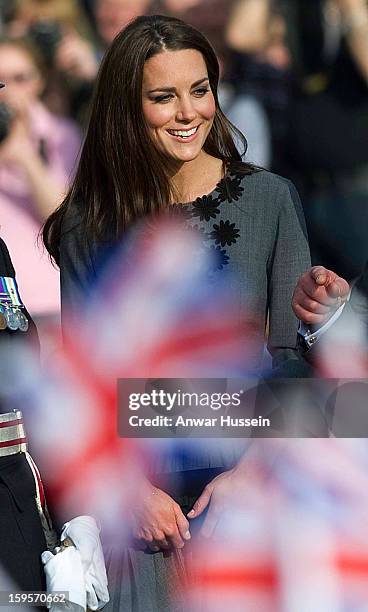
[166,125,200,142]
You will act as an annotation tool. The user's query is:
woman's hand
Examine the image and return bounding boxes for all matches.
[131,483,191,552]
[0,118,35,166]
[334,0,367,15]
[187,466,251,538]
[55,32,99,82]
[0,113,65,218]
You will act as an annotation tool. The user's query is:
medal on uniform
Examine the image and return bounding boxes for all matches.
[17,311,29,332]
[4,306,19,331]
[11,308,25,332]
[0,305,7,330]
[0,278,11,331]
[0,277,29,332]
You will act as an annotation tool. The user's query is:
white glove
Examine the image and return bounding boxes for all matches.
[60,516,109,610]
[41,548,86,611]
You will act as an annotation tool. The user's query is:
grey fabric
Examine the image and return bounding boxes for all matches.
[59,168,311,611]
[59,168,311,475]
[181,169,310,371]
[104,545,190,612]
[59,168,310,371]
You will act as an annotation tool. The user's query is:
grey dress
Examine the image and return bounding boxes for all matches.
[59,165,310,611]
[60,166,310,370]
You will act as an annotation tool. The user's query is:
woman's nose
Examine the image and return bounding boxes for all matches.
[175,96,196,122]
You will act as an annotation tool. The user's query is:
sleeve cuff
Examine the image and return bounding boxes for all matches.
[298,301,347,349]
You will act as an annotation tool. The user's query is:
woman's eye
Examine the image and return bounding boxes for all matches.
[153,94,173,103]
[193,87,210,96]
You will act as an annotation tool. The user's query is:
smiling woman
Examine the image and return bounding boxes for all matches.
[44,14,248,244]
[142,50,216,158]
[42,14,310,612]
[142,47,223,200]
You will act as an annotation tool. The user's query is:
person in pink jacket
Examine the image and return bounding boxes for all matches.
[0,38,81,317]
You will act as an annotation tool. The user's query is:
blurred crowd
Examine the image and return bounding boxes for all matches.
[0,0,368,324]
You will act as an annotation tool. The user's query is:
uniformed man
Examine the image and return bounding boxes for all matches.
[0,82,50,595]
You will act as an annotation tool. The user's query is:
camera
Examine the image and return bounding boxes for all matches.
[0,103,13,144]
[27,20,62,66]
[0,0,16,26]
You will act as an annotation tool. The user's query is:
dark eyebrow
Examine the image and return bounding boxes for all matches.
[147,77,209,94]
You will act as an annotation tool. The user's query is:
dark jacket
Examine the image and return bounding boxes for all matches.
[0,238,39,352]
[0,237,46,593]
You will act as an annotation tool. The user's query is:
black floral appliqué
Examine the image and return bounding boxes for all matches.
[191,195,220,221]
[208,246,230,271]
[215,175,244,203]
[210,220,240,247]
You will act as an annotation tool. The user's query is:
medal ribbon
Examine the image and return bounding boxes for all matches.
[3,277,23,307]
[0,277,12,305]
[0,277,28,332]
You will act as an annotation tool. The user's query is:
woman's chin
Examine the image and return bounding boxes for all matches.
[166,149,204,164]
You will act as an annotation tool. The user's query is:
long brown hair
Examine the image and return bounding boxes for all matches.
[43,14,252,264]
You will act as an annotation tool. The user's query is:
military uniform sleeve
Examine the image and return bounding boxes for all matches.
[0,238,39,353]
[0,238,15,276]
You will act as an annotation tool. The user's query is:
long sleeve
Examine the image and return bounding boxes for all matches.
[59,206,97,336]
[59,205,119,338]
[267,179,311,372]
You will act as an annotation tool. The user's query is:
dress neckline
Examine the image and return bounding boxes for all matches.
[174,161,232,207]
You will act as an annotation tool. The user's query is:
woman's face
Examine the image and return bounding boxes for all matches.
[0,45,42,110]
[142,49,216,165]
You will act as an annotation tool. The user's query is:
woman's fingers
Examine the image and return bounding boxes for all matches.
[143,527,184,551]
[174,505,191,542]
[187,483,214,519]
[163,524,185,549]
[137,529,170,551]
[132,485,194,551]
[150,530,170,550]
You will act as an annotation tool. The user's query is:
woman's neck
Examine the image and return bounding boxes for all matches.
[170,152,224,204]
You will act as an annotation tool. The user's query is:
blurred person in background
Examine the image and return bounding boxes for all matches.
[8,0,89,33]
[147,0,232,63]
[0,233,108,610]
[95,0,152,46]
[286,0,368,282]
[0,233,48,600]
[0,0,17,35]
[53,0,151,124]
[6,0,96,120]
[226,0,368,280]
[0,37,81,319]
[0,83,47,593]
[225,0,291,169]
